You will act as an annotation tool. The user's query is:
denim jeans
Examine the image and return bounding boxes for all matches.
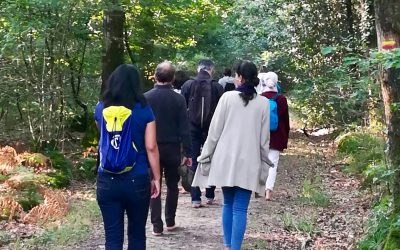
[222,186,252,250]
[150,143,181,233]
[97,173,151,250]
[190,128,215,202]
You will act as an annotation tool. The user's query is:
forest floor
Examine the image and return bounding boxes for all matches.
[64,130,370,250]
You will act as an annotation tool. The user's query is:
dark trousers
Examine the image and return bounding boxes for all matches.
[97,173,151,250]
[190,128,216,202]
[150,143,181,233]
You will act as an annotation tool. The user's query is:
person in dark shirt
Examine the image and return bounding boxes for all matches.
[180,59,224,208]
[144,61,192,235]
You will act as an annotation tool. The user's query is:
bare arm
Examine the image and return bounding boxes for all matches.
[145,121,161,197]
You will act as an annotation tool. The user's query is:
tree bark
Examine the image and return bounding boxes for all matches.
[346,0,354,37]
[375,0,400,213]
[101,8,125,96]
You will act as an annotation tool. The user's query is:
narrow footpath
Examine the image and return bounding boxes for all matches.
[73,130,369,250]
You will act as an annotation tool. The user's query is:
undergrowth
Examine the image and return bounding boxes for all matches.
[336,132,385,181]
[282,212,316,235]
[300,176,330,207]
[336,131,400,249]
[357,196,400,250]
[9,199,100,250]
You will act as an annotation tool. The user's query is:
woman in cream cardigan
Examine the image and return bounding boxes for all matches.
[192,60,272,250]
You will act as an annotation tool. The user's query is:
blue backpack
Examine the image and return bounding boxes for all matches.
[99,106,138,174]
[269,94,279,132]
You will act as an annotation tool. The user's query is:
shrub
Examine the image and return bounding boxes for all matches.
[75,158,97,181]
[0,174,8,182]
[336,132,386,188]
[281,212,316,235]
[16,186,44,211]
[300,177,330,207]
[44,150,72,188]
[82,120,99,148]
[357,197,392,249]
[337,132,384,175]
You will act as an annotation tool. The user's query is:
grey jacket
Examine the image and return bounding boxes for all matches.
[192,91,272,195]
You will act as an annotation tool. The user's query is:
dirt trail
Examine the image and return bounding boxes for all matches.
[71,131,369,250]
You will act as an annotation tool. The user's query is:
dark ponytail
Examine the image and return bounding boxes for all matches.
[234,61,259,106]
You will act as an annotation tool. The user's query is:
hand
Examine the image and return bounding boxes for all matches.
[151,179,161,198]
[181,157,192,167]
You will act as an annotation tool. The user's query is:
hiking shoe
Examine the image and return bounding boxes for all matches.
[152,231,163,236]
[166,225,178,232]
[206,198,216,205]
[192,202,202,208]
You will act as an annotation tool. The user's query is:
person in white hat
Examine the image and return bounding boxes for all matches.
[258,72,290,200]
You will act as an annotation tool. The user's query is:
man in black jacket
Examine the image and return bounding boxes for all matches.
[181,59,223,208]
[145,61,192,236]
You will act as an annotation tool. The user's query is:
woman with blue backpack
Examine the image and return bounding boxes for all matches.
[94,64,161,250]
[258,72,290,201]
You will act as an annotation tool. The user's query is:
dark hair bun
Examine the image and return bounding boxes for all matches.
[251,76,259,87]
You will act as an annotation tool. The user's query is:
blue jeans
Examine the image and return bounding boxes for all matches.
[190,128,215,202]
[97,173,151,250]
[222,186,252,250]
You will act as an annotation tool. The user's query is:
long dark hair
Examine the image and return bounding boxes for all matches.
[234,61,259,106]
[101,64,147,108]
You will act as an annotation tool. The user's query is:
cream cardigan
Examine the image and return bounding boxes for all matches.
[192,91,272,195]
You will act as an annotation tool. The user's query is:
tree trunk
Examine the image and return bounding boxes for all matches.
[375,0,400,211]
[101,8,125,96]
[375,0,400,248]
[346,0,354,37]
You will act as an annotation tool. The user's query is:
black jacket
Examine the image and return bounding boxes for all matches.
[180,70,224,132]
[144,84,192,157]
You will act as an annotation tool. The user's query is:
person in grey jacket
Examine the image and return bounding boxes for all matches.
[192,61,272,250]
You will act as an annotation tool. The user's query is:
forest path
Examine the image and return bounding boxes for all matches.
[72,131,369,250]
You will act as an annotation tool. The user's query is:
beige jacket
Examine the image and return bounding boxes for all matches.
[192,91,272,195]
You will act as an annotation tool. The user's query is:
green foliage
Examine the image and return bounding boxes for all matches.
[81,120,99,148]
[384,223,400,250]
[44,150,72,188]
[300,177,330,207]
[281,212,316,235]
[0,0,103,145]
[75,157,97,181]
[357,197,397,250]
[336,132,385,176]
[9,199,101,249]
[0,173,9,182]
[16,186,44,212]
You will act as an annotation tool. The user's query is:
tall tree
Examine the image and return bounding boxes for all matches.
[101,3,125,95]
[375,0,400,248]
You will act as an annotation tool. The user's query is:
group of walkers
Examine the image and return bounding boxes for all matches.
[94,58,290,250]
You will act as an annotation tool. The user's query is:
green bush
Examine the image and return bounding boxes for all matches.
[44,150,72,188]
[336,132,385,175]
[0,173,9,182]
[357,196,398,250]
[281,212,316,235]
[300,178,330,207]
[82,120,99,148]
[16,186,44,211]
[75,158,97,181]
